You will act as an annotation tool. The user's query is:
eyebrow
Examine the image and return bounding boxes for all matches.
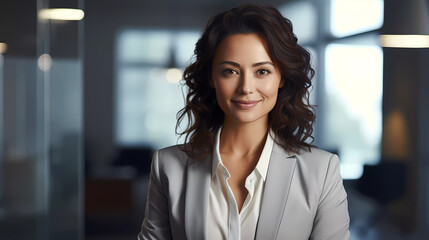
[218,61,274,67]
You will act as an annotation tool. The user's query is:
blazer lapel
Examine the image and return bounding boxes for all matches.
[255,143,297,240]
[184,154,212,240]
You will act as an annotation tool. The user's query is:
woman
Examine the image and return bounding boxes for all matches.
[139,4,350,240]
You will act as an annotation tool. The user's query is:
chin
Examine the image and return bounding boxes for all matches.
[228,113,268,125]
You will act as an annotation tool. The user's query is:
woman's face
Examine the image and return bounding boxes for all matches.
[211,33,283,125]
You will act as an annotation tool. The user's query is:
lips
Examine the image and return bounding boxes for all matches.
[231,99,261,110]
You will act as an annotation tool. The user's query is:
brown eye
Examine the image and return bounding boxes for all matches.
[256,69,271,75]
[222,68,238,75]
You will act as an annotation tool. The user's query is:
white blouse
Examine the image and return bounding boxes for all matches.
[206,128,274,240]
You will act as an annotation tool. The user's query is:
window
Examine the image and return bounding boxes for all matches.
[279,1,317,44]
[330,0,384,37]
[115,30,199,149]
[280,0,384,179]
[325,36,383,178]
[325,0,384,179]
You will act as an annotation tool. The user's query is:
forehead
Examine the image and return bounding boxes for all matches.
[213,33,273,64]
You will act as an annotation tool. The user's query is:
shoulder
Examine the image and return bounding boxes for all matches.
[297,147,340,171]
[273,144,338,167]
[293,147,344,193]
[152,144,189,175]
[283,147,347,205]
[277,146,341,179]
[295,147,338,165]
[156,144,189,160]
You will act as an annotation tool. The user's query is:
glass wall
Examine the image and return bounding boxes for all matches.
[0,0,84,239]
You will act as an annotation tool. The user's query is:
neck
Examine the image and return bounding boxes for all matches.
[220,117,269,158]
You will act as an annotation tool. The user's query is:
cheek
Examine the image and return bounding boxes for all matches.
[260,81,281,99]
[214,80,235,99]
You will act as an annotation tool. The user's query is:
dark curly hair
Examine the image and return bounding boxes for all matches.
[176,4,316,159]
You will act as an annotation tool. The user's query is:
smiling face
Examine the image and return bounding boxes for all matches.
[211,33,283,126]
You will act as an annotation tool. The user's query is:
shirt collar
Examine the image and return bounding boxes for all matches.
[211,127,275,181]
[255,130,274,181]
[211,128,223,178]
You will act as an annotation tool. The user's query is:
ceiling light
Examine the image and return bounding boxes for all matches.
[166,68,182,84]
[38,8,84,21]
[381,0,429,48]
[38,54,52,72]
[380,35,429,48]
[0,43,7,54]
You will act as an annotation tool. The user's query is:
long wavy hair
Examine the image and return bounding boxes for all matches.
[176,4,316,159]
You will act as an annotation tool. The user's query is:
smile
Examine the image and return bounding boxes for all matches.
[231,99,261,110]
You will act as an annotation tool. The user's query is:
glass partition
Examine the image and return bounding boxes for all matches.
[0,0,84,239]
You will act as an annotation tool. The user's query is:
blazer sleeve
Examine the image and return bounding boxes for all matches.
[138,151,173,240]
[310,154,350,240]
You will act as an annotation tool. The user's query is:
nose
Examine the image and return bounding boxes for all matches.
[238,71,254,95]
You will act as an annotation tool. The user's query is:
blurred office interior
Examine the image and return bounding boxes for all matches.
[0,0,428,239]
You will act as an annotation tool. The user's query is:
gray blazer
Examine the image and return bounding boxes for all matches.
[139,142,350,240]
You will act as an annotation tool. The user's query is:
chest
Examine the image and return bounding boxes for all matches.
[207,168,264,240]
[222,155,259,211]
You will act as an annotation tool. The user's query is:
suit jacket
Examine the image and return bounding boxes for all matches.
[138,142,350,240]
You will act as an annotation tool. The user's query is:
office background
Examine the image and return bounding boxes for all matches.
[1,0,429,239]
